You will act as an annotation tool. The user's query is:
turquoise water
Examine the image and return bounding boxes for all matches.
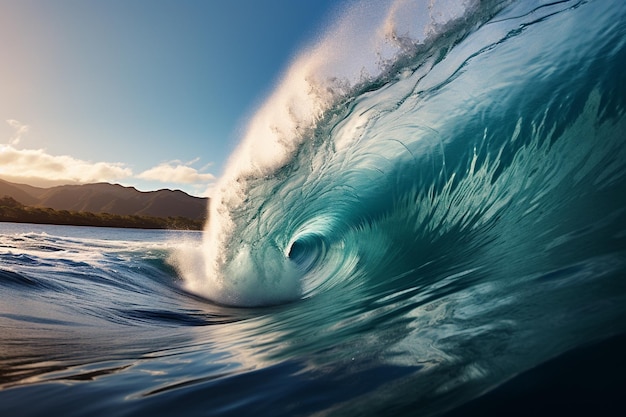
[2,0,626,415]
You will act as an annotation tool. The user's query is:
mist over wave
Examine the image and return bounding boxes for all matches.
[178,0,626,309]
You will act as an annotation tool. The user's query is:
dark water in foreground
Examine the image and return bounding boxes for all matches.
[3,0,626,415]
[1,223,624,416]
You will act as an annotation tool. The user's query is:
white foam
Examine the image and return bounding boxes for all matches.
[181,0,475,306]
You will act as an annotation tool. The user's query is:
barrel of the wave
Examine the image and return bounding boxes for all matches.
[179,177,303,307]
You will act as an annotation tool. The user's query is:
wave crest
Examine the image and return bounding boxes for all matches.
[176,0,626,307]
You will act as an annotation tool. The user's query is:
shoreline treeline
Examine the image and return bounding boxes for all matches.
[0,196,204,230]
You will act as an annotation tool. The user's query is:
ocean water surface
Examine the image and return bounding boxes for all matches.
[2,0,626,415]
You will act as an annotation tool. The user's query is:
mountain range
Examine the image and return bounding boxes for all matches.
[0,179,208,221]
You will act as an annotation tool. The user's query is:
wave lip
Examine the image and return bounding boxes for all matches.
[177,0,500,307]
[174,0,626,311]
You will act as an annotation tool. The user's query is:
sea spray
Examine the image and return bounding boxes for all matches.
[181,0,507,306]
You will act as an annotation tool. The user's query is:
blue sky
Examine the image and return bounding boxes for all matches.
[0,0,345,196]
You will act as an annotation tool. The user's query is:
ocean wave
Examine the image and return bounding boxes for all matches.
[177,0,626,310]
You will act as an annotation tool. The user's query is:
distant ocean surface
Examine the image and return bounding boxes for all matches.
[2,0,626,416]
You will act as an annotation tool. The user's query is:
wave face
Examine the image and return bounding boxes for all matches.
[183,0,626,308]
[173,0,626,410]
[172,0,626,405]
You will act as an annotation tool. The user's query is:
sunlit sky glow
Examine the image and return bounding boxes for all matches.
[0,0,342,196]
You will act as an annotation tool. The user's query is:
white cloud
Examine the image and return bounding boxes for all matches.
[6,119,29,145]
[138,160,215,184]
[1,122,215,194]
[0,144,133,185]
